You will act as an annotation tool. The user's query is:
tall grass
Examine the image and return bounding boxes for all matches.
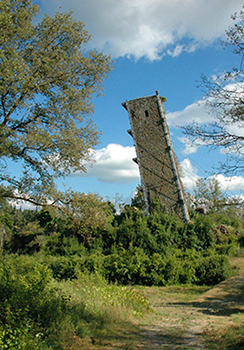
[0,254,151,349]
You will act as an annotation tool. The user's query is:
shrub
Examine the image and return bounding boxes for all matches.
[49,255,78,280]
[0,256,68,348]
[48,250,106,280]
[195,255,232,285]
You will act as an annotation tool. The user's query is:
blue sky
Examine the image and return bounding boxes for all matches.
[35,0,244,204]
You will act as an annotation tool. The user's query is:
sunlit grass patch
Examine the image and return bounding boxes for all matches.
[57,273,152,348]
[137,284,211,305]
[61,272,152,316]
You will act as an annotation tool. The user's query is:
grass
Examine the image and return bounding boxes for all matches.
[0,256,151,350]
[54,273,152,349]
[200,256,244,349]
[1,255,244,349]
[130,256,244,349]
[57,252,244,349]
[134,284,211,348]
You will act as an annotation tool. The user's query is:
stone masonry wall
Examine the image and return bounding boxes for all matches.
[123,94,189,222]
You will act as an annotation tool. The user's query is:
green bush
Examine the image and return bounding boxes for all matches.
[195,255,232,285]
[48,251,105,280]
[103,245,232,287]
[0,256,68,349]
[0,198,241,291]
[49,255,78,280]
[45,235,86,256]
[104,246,199,286]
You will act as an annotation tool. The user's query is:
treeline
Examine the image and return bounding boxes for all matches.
[1,188,243,287]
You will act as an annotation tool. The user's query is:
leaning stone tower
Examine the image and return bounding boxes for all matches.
[122,91,189,223]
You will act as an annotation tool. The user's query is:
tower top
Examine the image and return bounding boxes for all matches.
[122,91,167,111]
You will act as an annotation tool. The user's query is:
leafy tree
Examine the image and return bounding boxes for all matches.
[41,191,114,245]
[192,177,226,211]
[0,0,112,204]
[184,7,244,175]
[131,184,147,211]
[0,199,13,249]
[0,204,45,253]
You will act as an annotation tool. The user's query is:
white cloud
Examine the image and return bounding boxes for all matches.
[72,143,140,183]
[167,100,215,126]
[178,136,198,155]
[180,158,199,190]
[167,45,184,58]
[40,0,243,60]
[178,159,244,193]
[167,81,244,128]
[10,200,39,211]
[226,124,244,138]
[229,194,244,204]
[168,81,244,153]
[211,174,244,192]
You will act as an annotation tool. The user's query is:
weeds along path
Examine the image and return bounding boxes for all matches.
[135,274,244,349]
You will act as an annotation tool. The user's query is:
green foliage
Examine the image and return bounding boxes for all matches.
[114,207,158,255]
[49,252,106,280]
[68,273,151,317]
[193,178,226,211]
[104,246,152,285]
[187,215,215,250]
[104,246,219,287]
[0,255,68,348]
[0,187,242,348]
[0,204,46,254]
[0,0,112,204]
[0,255,151,349]
[45,235,85,256]
[0,184,243,290]
[38,191,114,248]
[195,255,232,286]
[131,184,147,211]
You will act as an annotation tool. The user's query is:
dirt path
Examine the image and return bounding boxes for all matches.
[134,275,244,349]
[135,324,205,349]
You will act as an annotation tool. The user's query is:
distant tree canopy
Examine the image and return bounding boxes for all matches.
[0,0,112,204]
[184,7,244,175]
[189,177,226,212]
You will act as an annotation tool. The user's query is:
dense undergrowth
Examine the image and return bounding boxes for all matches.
[2,203,241,286]
[0,195,244,348]
[0,256,150,349]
